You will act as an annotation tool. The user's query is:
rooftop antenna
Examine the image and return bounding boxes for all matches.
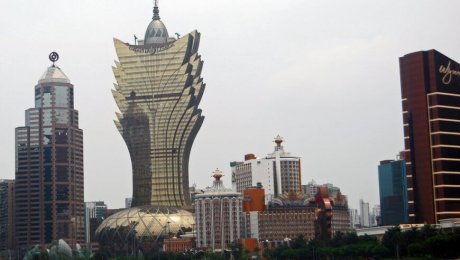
[153,0,160,20]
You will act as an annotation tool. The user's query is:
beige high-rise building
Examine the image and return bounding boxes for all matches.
[112,1,205,207]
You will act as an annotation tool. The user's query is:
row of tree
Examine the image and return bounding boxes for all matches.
[264,225,460,259]
[28,225,459,259]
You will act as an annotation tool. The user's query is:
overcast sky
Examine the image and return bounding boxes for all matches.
[1,0,460,210]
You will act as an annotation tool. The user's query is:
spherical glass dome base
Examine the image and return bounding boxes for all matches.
[96,205,194,255]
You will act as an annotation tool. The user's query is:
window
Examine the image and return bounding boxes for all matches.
[55,86,69,107]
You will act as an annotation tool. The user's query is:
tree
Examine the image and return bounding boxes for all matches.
[407,242,424,257]
[91,252,108,260]
[291,235,307,249]
[382,226,401,258]
[425,233,456,258]
[420,224,436,240]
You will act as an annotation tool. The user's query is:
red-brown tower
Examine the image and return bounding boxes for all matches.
[400,50,460,224]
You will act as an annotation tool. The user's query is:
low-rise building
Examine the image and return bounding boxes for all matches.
[163,237,193,252]
[242,187,350,245]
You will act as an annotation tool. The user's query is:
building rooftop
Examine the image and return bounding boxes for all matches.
[38,65,70,84]
[144,1,170,45]
[196,169,241,197]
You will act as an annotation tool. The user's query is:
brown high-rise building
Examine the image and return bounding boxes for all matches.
[0,179,15,252]
[400,49,460,224]
[14,53,84,249]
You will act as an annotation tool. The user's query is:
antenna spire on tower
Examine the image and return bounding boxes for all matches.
[153,0,160,20]
[49,52,59,67]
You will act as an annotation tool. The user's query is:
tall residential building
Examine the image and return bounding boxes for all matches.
[112,1,205,208]
[302,180,318,197]
[189,185,205,203]
[378,159,408,225]
[195,170,243,251]
[0,180,15,251]
[15,53,84,248]
[400,50,460,223]
[349,209,360,229]
[84,201,107,244]
[124,198,132,208]
[359,199,370,227]
[370,205,381,227]
[84,201,107,220]
[231,136,301,203]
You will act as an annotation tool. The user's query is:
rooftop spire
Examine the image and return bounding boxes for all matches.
[212,168,223,182]
[274,135,284,151]
[153,0,160,20]
[49,52,59,67]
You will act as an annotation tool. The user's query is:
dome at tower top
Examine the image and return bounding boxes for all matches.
[144,20,169,45]
[144,2,169,45]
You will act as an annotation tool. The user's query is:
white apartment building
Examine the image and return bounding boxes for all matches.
[195,169,243,252]
[231,136,301,203]
[359,199,371,228]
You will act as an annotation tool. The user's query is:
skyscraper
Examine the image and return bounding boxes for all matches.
[349,208,360,229]
[231,136,302,203]
[0,179,15,251]
[112,1,205,208]
[84,201,107,244]
[15,53,84,248]
[370,205,381,227]
[378,159,408,225]
[359,199,370,227]
[95,3,202,253]
[400,50,460,223]
[125,197,132,208]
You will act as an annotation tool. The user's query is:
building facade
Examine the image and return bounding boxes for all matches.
[231,136,301,203]
[257,206,317,243]
[15,54,84,249]
[331,201,351,234]
[400,50,460,223]
[124,198,132,208]
[370,205,381,227]
[112,2,205,208]
[195,170,243,251]
[84,201,107,244]
[359,199,370,228]
[302,180,318,197]
[242,190,350,244]
[378,159,408,225]
[349,208,360,229]
[0,180,15,251]
[163,237,193,252]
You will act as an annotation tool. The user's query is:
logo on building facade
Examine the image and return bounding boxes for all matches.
[439,61,460,85]
[128,43,174,54]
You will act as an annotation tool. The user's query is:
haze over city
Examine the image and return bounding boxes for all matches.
[1,0,460,211]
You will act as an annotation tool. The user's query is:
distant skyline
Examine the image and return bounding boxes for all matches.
[1,0,460,210]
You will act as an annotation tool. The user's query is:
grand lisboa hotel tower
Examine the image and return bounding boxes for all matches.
[96,1,204,254]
